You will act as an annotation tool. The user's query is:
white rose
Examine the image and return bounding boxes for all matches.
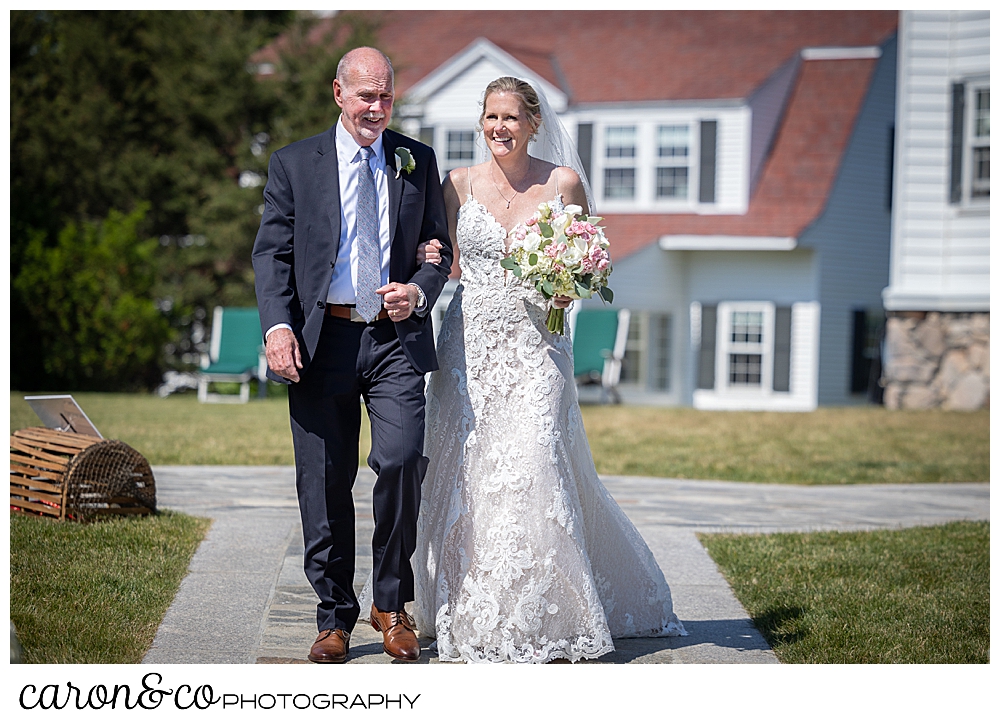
[561,245,585,266]
[564,204,583,216]
[524,232,542,252]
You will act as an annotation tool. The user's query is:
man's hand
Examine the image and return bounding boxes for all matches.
[265,327,303,383]
[377,282,419,321]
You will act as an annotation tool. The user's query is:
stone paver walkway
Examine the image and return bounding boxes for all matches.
[142,466,988,665]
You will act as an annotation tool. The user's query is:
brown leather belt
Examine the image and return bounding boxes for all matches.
[326,304,390,322]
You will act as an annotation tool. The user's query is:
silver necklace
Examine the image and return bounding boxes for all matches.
[490,158,531,209]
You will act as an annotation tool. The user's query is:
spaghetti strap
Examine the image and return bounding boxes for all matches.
[555,167,560,197]
[467,167,474,198]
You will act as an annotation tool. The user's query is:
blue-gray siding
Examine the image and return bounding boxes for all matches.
[800,34,898,405]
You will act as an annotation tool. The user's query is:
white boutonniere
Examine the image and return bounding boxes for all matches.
[394,147,416,179]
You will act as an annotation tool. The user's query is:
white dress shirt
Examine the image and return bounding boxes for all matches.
[327,118,392,305]
[265,119,404,340]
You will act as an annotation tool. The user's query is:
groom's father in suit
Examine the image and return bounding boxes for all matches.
[252,47,453,663]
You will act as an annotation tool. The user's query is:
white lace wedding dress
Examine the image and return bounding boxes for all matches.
[410,194,687,663]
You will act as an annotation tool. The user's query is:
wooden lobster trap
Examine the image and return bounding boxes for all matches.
[10,427,156,522]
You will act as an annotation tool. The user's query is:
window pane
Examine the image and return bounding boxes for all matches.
[652,313,671,391]
[657,125,689,158]
[731,311,763,343]
[729,354,762,386]
[972,146,990,197]
[657,167,689,198]
[620,313,643,383]
[604,168,636,199]
[605,126,637,158]
[447,131,475,160]
[975,89,989,138]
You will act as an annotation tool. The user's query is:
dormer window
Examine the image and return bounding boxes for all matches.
[603,126,637,200]
[582,109,745,214]
[656,124,691,199]
[444,130,476,172]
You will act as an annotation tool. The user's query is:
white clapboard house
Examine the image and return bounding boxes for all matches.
[880,10,990,410]
[257,10,903,410]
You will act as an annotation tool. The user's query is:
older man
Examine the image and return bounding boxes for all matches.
[252,47,453,663]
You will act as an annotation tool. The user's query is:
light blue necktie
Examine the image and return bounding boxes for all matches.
[355,146,381,322]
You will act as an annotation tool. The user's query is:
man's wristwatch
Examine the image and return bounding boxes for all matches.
[413,284,427,314]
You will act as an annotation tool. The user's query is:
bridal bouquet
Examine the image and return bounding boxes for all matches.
[501,201,614,334]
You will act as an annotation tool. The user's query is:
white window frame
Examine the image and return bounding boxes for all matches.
[602,125,638,201]
[618,310,648,387]
[588,114,719,213]
[616,310,672,393]
[655,124,693,201]
[963,80,989,206]
[715,302,774,394]
[441,127,477,173]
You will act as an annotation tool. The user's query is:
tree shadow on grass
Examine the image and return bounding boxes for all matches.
[751,605,809,648]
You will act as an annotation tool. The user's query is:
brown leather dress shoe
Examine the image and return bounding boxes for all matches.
[308,628,350,663]
[370,605,420,661]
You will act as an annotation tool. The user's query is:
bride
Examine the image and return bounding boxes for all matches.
[404,76,685,663]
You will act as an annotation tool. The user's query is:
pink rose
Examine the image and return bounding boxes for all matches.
[596,258,610,271]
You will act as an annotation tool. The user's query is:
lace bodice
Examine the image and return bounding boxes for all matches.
[454,195,568,323]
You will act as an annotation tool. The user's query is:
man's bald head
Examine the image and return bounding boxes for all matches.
[333,47,395,146]
[336,47,394,89]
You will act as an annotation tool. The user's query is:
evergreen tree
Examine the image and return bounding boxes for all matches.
[10,10,377,389]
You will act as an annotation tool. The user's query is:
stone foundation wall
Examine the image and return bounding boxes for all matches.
[882,311,989,410]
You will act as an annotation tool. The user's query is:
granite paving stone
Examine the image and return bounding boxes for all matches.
[144,466,988,665]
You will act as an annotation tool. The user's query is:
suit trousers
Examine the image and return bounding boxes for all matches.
[288,314,428,633]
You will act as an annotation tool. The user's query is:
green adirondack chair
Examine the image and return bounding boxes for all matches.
[572,308,631,404]
[197,307,266,403]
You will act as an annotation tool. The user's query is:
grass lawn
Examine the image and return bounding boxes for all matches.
[10,510,211,664]
[579,405,989,483]
[9,392,988,483]
[700,521,990,663]
[10,391,299,466]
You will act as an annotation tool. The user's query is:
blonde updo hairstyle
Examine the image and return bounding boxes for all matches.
[477,76,543,141]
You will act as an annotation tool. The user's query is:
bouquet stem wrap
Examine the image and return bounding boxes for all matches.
[547,306,566,335]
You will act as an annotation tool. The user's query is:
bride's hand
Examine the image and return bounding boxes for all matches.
[552,295,573,309]
[417,239,443,265]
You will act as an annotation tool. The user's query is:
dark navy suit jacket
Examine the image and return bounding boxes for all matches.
[252,125,454,379]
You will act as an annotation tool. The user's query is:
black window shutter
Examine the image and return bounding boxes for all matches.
[850,310,870,394]
[699,120,717,203]
[697,305,717,390]
[577,123,593,188]
[773,307,792,392]
[419,126,435,148]
[950,83,965,204]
